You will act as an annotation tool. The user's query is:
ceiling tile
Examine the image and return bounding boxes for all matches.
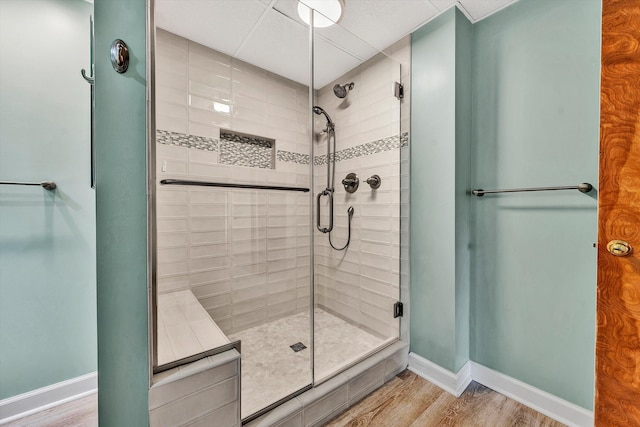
[337,0,439,51]
[457,0,518,21]
[427,0,457,12]
[156,0,522,88]
[313,37,363,88]
[235,7,310,86]
[155,0,267,57]
[316,23,380,64]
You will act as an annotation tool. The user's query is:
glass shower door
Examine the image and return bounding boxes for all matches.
[153,1,314,421]
[312,14,402,382]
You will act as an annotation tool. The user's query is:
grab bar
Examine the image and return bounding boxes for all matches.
[160,179,309,192]
[472,183,593,197]
[0,181,57,190]
[316,190,333,233]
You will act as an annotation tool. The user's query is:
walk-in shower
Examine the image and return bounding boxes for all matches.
[152,1,404,422]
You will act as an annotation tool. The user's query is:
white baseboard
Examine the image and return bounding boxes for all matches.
[470,362,593,427]
[408,353,593,427]
[0,372,97,425]
[407,352,472,397]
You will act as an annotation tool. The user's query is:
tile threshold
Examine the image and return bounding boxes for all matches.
[244,340,408,427]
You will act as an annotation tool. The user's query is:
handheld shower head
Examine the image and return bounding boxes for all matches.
[333,82,354,99]
[313,105,334,128]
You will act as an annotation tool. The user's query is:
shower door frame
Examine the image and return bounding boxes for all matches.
[309,13,404,386]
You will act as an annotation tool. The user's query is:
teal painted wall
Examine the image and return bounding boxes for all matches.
[410,8,472,373]
[94,0,149,424]
[454,10,472,372]
[411,0,600,411]
[470,0,600,410]
[0,0,96,400]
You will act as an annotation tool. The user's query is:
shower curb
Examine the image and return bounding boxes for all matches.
[244,340,409,427]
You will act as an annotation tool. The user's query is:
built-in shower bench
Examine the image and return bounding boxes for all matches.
[150,289,241,427]
[150,289,409,427]
[156,289,230,366]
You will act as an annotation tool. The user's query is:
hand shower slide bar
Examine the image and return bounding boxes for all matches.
[0,181,57,190]
[160,179,309,192]
[472,183,593,197]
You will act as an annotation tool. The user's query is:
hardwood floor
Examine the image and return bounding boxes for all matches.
[325,371,565,427]
[5,371,564,426]
[3,394,97,427]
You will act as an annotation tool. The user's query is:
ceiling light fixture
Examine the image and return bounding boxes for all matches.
[297,0,345,28]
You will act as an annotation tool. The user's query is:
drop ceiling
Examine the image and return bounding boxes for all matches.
[155,0,518,88]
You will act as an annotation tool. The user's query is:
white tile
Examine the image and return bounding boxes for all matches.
[160,159,188,175]
[157,114,188,134]
[183,401,238,427]
[190,230,227,245]
[158,260,189,278]
[233,286,267,307]
[190,269,230,286]
[189,107,232,128]
[190,217,226,232]
[157,231,189,248]
[157,101,188,122]
[190,204,227,218]
[157,145,189,162]
[190,256,229,272]
[157,218,188,232]
[149,377,238,427]
[347,361,384,403]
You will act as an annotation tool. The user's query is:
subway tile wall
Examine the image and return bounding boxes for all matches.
[156,28,410,340]
[156,29,311,335]
[313,44,408,340]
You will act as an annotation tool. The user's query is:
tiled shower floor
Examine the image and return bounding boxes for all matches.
[229,308,388,419]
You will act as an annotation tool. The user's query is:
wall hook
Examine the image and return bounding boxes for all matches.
[81,16,94,84]
[81,69,94,84]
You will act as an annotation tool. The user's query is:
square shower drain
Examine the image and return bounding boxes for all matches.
[290,342,307,352]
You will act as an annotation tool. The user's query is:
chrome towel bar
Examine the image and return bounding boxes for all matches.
[0,181,57,190]
[160,179,309,192]
[472,183,592,197]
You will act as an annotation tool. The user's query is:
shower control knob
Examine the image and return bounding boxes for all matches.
[366,175,381,189]
[342,173,359,193]
[607,240,633,257]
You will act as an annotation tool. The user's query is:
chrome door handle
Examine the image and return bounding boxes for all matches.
[316,190,333,233]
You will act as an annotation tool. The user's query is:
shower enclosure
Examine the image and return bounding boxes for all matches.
[152,0,404,420]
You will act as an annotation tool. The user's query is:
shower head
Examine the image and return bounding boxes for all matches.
[333,82,354,98]
[313,105,334,128]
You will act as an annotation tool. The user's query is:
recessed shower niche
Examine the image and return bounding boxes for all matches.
[151,0,405,421]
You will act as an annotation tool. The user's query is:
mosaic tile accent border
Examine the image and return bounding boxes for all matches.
[313,132,409,166]
[157,129,218,151]
[157,129,408,167]
[219,131,275,169]
[400,132,409,147]
[220,132,274,149]
[277,150,310,165]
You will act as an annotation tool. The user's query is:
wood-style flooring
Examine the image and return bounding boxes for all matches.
[326,371,565,427]
[5,371,565,426]
[3,393,97,427]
